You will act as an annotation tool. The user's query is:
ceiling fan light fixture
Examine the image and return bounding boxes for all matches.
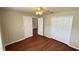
[38,11,43,15]
[35,7,44,16]
[36,11,39,15]
[35,11,43,15]
[34,7,53,16]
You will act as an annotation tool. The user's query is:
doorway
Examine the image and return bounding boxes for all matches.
[32,18,38,36]
[32,17,44,36]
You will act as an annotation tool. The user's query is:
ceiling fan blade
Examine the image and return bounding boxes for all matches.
[45,10,53,14]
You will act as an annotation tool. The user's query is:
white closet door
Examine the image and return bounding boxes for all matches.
[38,17,43,35]
[51,16,73,44]
[23,16,33,38]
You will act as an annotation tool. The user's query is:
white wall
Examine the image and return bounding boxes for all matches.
[1,10,33,46]
[70,15,79,48]
[43,10,79,49]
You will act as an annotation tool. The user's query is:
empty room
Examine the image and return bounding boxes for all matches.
[0,7,79,51]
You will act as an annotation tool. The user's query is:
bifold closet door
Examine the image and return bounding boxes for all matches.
[38,17,43,35]
[23,16,33,38]
[51,16,73,44]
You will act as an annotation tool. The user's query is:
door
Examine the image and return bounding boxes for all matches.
[23,16,33,38]
[0,24,3,51]
[38,17,43,35]
[51,16,73,44]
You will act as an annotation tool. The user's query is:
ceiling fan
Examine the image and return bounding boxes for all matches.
[34,7,53,16]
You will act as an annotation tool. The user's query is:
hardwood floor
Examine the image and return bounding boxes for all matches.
[6,29,78,51]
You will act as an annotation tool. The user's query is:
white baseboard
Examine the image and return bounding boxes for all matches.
[4,37,26,46]
[43,35,51,38]
[68,44,79,50]
[53,39,79,50]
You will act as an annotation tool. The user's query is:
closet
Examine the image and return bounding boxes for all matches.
[50,16,73,44]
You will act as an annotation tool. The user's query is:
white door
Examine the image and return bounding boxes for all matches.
[38,17,43,35]
[0,24,3,51]
[23,16,33,38]
[0,33,3,51]
[51,16,73,44]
